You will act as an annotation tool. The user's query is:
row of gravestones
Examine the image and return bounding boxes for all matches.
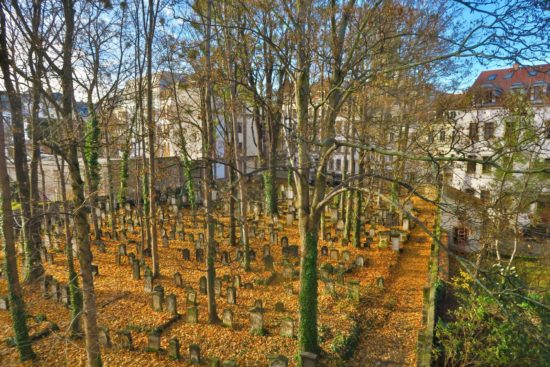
[41,274,71,307]
[100,323,316,367]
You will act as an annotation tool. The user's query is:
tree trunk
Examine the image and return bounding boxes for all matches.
[0,18,43,282]
[0,108,36,362]
[146,0,159,277]
[60,1,102,365]
[54,155,82,337]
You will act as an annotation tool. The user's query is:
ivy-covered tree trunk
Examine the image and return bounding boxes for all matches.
[0,17,43,283]
[0,104,35,363]
[54,155,83,337]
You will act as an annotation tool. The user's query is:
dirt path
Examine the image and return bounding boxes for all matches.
[349,203,434,367]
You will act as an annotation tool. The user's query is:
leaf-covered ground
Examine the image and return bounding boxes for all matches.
[0,200,433,366]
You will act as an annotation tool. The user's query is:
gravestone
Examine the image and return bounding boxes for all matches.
[182,249,191,261]
[196,249,204,262]
[342,250,351,262]
[169,337,181,360]
[336,219,345,231]
[132,261,140,280]
[263,245,271,257]
[355,256,365,267]
[274,302,284,312]
[348,280,360,302]
[0,297,9,310]
[187,289,197,305]
[324,281,335,295]
[222,360,238,367]
[233,275,241,288]
[376,276,385,289]
[50,279,60,301]
[301,352,318,367]
[280,318,295,338]
[128,252,136,265]
[222,309,233,329]
[263,255,274,271]
[115,254,122,265]
[144,269,153,293]
[166,294,178,315]
[226,287,237,304]
[174,272,183,287]
[280,236,288,247]
[330,249,339,261]
[249,306,264,335]
[189,344,201,364]
[270,355,289,367]
[60,284,70,306]
[199,276,207,295]
[254,299,263,311]
[187,306,198,323]
[98,326,111,347]
[321,246,328,256]
[152,290,164,312]
[119,244,127,256]
[147,332,160,352]
[221,251,230,265]
[214,278,222,297]
[286,213,294,226]
[116,330,133,350]
[162,235,169,248]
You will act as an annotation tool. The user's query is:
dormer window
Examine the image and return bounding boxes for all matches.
[486,74,497,81]
[528,70,538,77]
[504,72,514,79]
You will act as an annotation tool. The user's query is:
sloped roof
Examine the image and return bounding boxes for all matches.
[471,64,550,92]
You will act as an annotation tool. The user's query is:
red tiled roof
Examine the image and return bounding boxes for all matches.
[471,64,550,92]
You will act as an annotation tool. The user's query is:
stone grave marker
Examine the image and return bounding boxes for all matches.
[330,249,339,261]
[169,337,181,360]
[280,318,295,338]
[263,255,274,271]
[321,246,328,256]
[199,276,207,294]
[189,344,201,364]
[116,330,133,350]
[174,272,183,287]
[98,326,111,347]
[269,355,288,367]
[249,306,264,335]
[226,287,237,304]
[147,332,161,352]
[222,309,233,329]
[187,289,197,306]
[166,294,178,315]
[187,306,198,323]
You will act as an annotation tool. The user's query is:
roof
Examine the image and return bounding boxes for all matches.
[471,64,550,92]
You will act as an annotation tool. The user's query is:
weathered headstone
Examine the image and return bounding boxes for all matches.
[168,337,181,360]
[0,297,9,310]
[330,249,339,261]
[226,287,237,304]
[269,355,289,367]
[152,291,164,312]
[301,352,318,367]
[147,332,161,352]
[199,276,207,295]
[166,294,178,315]
[98,326,111,347]
[321,246,328,256]
[249,306,264,335]
[144,269,154,293]
[189,344,201,364]
[274,302,284,312]
[233,274,241,288]
[132,261,140,280]
[355,256,365,267]
[222,309,233,329]
[187,306,198,323]
[187,289,197,306]
[280,318,295,338]
[263,255,274,271]
[174,272,183,287]
[214,278,222,297]
[116,330,133,350]
[342,250,351,262]
[182,248,191,261]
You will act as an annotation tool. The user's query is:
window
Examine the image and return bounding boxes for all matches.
[439,129,446,142]
[466,155,477,174]
[545,120,550,138]
[389,132,394,142]
[469,123,479,142]
[343,159,348,173]
[329,159,334,171]
[428,130,434,143]
[480,190,491,203]
[482,158,492,174]
[336,159,341,171]
[486,74,497,81]
[504,72,514,79]
[484,122,495,140]
[532,84,545,101]
[528,70,538,77]
[237,122,243,134]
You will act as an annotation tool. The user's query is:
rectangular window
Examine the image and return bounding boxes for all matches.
[482,157,492,174]
[469,123,479,142]
[484,122,495,140]
[329,159,334,171]
[545,120,550,139]
[336,159,341,171]
[466,155,477,174]
[237,122,243,134]
[439,129,446,142]
[428,130,434,143]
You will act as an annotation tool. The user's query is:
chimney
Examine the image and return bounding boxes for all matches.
[513,63,520,71]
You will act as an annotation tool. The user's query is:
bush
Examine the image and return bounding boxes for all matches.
[435,269,549,367]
